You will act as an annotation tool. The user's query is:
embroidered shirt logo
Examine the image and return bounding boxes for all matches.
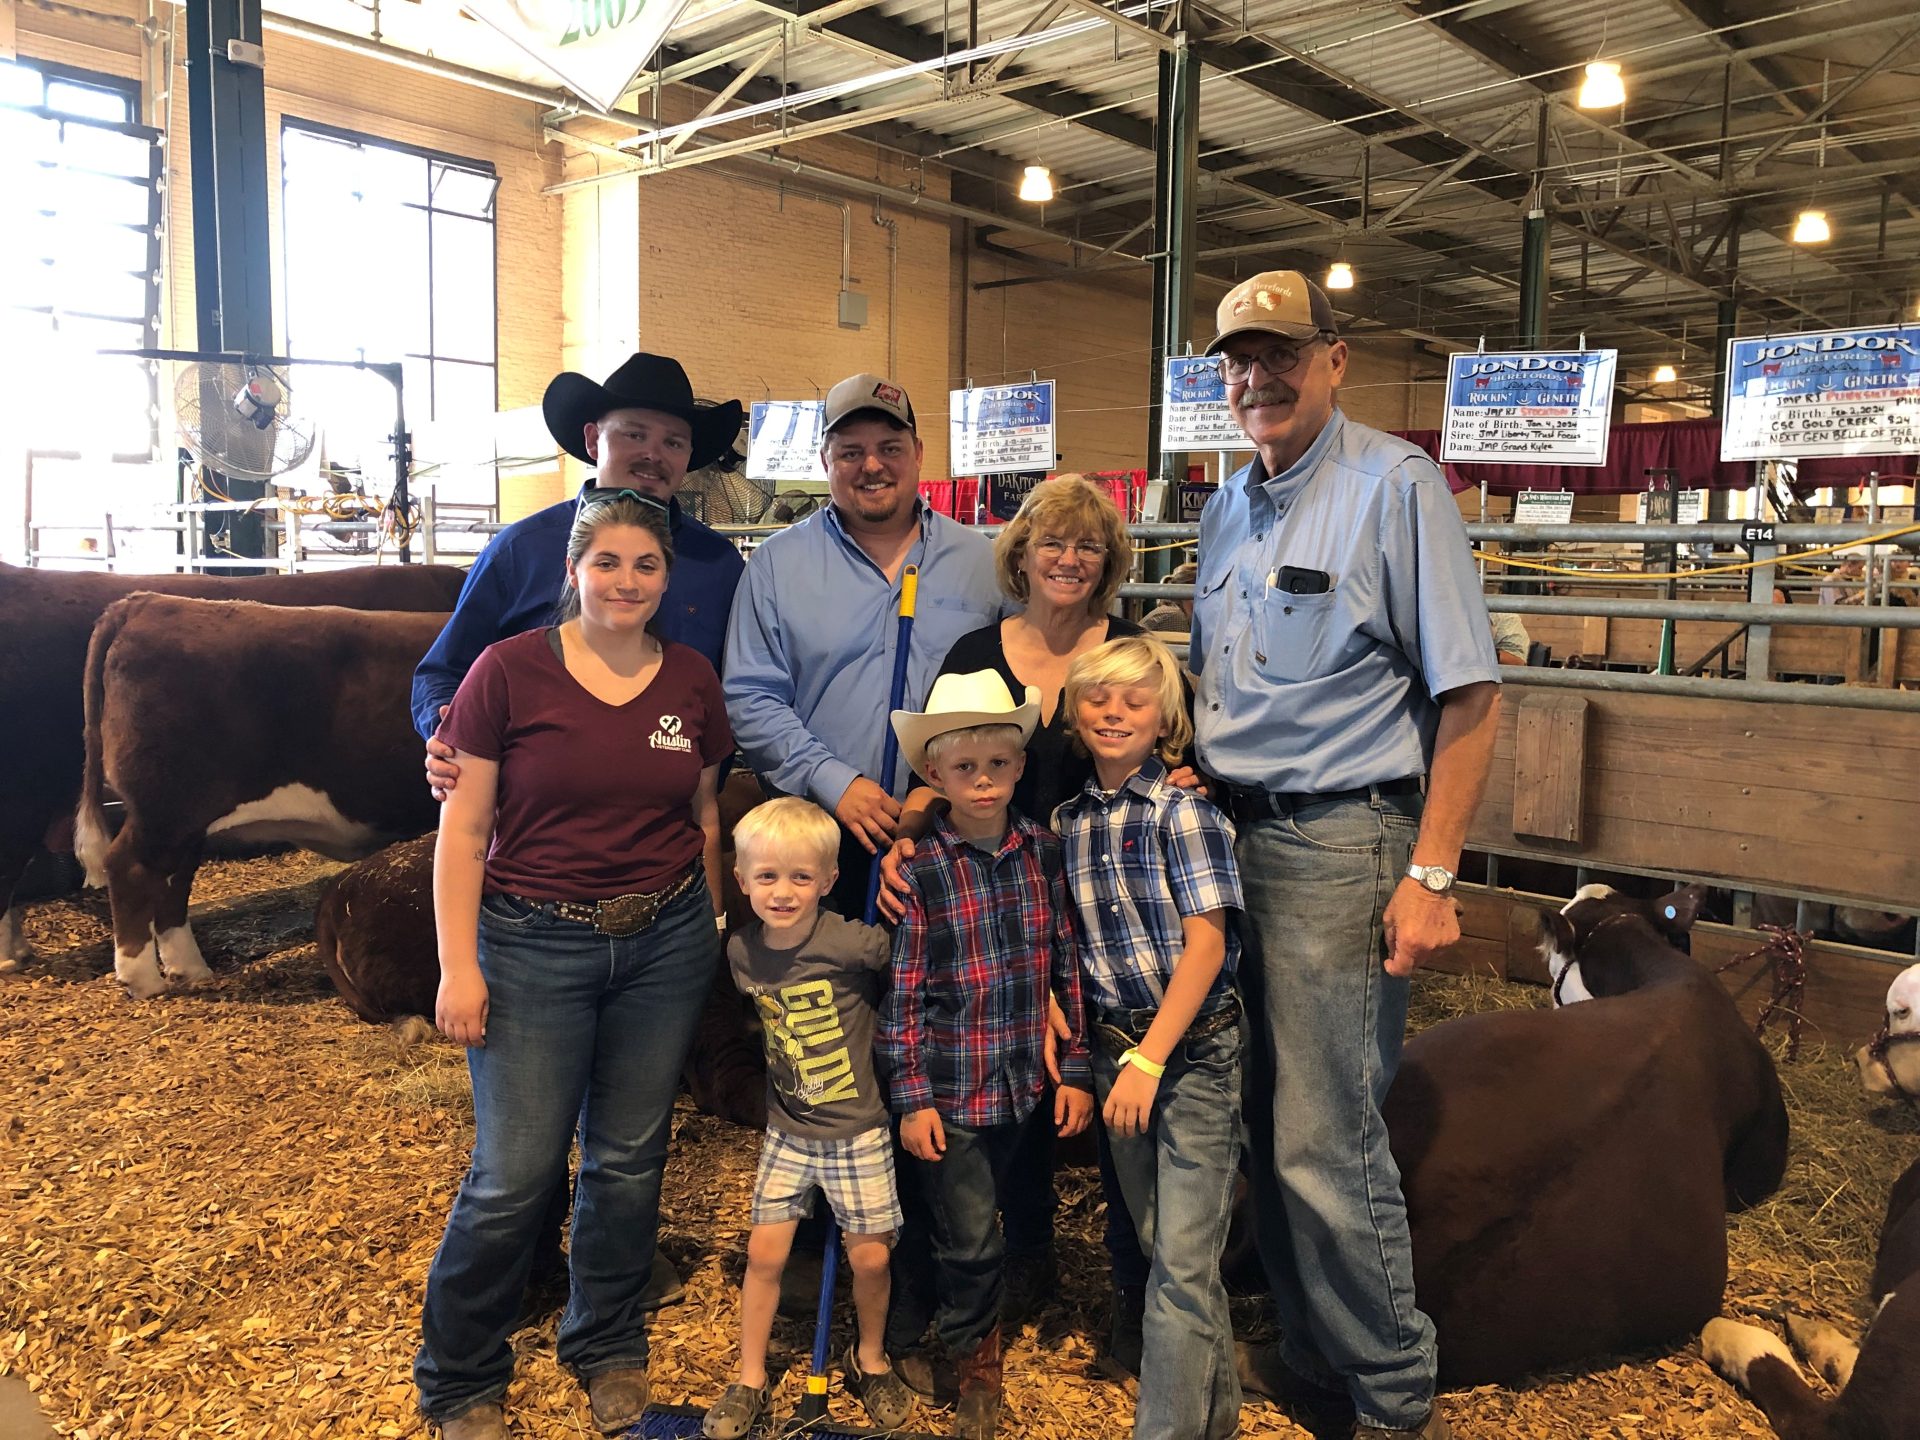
[648,714,693,752]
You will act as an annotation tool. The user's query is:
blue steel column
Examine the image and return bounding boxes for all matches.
[1146,33,1199,526]
[186,0,273,558]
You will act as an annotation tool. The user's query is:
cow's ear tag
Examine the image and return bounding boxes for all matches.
[1664,905,1677,920]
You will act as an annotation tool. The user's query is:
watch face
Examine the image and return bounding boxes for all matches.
[1420,868,1450,892]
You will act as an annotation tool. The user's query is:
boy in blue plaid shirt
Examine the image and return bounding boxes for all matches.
[1054,634,1245,1440]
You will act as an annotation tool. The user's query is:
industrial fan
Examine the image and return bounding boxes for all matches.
[678,403,774,525]
[172,360,317,480]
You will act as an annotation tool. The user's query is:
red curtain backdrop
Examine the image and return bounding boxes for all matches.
[922,471,1149,522]
[1391,418,1919,495]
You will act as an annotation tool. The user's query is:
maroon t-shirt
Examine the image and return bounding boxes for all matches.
[439,629,732,902]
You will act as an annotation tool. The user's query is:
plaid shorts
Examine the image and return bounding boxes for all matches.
[751,1124,903,1236]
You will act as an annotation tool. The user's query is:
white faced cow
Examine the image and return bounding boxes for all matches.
[0,560,463,971]
[76,594,447,998]
[1376,883,1790,1385]
[1855,965,1920,1107]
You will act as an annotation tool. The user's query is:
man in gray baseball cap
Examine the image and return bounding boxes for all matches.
[1193,270,1501,1440]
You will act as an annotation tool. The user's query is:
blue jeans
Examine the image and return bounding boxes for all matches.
[1235,791,1438,1432]
[1095,1021,1243,1440]
[415,876,718,1422]
[907,1118,1022,1354]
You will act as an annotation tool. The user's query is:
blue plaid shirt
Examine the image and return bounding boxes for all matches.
[1053,757,1244,1014]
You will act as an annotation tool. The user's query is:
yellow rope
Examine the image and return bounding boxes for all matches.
[1132,539,1195,557]
[1473,522,1920,582]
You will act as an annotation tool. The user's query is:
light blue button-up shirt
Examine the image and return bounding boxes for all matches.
[1191,410,1500,794]
[724,497,1005,807]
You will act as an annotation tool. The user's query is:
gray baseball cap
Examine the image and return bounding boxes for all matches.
[823,373,917,434]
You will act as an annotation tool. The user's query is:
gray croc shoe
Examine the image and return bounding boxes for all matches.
[701,1382,770,1439]
[842,1342,917,1430]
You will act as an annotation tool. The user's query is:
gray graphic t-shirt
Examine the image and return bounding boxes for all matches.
[728,911,891,1139]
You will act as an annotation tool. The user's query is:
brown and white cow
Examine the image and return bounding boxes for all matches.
[313,773,771,1125]
[1375,883,1789,1385]
[1855,965,1920,1106]
[1700,1154,1920,1439]
[0,560,463,970]
[76,594,447,998]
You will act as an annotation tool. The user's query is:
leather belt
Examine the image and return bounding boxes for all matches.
[1224,775,1422,824]
[512,865,699,938]
[1092,994,1242,1062]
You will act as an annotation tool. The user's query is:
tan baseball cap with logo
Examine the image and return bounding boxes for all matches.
[823,373,917,434]
[1204,270,1341,354]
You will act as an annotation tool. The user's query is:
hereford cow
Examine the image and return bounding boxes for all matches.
[0,560,463,970]
[314,773,770,1126]
[76,595,447,998]
[1855,965,1920,1106]
[1372,883,1789,1385]
[1699,1154,1920,1439]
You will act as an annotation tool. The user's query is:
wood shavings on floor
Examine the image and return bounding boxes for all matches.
[1,851,1912,1438]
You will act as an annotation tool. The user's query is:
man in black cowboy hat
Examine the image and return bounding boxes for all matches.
[411,352,745,768]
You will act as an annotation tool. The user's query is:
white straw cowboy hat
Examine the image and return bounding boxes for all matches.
[892,670,1041,780]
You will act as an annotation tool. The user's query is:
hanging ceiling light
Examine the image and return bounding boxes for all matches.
[1652,363,1678,384]
[1325,260,1355,290]
[1577,61,1626,109]
[1018,165,1054,203]
[1791,208,1832,244]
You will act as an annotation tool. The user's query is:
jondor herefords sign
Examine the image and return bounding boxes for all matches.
[1721,325,1920,461]
[1442,350,1617,466]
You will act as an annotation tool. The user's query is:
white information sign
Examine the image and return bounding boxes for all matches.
[1512,490,1574,525]
[1721,325,1920,461]
[1159,357,1245,451]
[461,0,694,113]
[950,381,1055,477]
[746,401,825,483]
[1442,350,1618,466]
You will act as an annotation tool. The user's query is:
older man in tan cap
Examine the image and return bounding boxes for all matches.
[1189,272,1502,1440]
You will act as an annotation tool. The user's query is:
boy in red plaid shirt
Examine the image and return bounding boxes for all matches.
[878,670,1094,1439]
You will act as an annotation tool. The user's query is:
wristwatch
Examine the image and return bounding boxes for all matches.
[1406,862,1457,896]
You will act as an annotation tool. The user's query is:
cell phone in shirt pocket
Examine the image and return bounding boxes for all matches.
[1272,565,1333,596]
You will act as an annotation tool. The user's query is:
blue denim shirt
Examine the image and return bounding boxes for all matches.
[410,497,744,740]
[1190,410,1499,793]
[723,498,1004,807]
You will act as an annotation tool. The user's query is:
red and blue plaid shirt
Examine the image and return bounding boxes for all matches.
[878,811,1091,1126]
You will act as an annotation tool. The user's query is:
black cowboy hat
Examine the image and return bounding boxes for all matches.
[542,353,744,470]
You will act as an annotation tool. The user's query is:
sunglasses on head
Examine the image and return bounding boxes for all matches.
[578,486,671,514]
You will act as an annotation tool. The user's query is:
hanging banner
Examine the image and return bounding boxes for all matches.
[1441,350,1617,466]
[985,471,1048,521]
[950,381,1055,476]
[1721,324,1920,461]
[1160,356,1245,451]
[461,0,694,113]
[746,400,825,483]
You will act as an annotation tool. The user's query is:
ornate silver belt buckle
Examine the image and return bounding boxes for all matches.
[594,891,662,937]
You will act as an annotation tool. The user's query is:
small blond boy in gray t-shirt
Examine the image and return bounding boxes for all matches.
[701,798,915,1440]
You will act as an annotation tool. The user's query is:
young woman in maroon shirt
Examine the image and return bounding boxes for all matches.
[415,493,731,1439]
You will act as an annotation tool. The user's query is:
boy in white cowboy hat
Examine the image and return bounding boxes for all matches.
[876,670,1095,1440]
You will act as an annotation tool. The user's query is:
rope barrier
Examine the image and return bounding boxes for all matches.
[1473,522,1920,582]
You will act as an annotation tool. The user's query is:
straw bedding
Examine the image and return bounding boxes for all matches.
[1,853,1913,1438]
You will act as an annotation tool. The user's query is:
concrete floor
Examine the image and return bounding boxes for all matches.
[0,1377,53,1439]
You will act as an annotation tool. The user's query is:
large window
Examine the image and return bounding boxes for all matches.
[0,58,162,561]
[280,120,498,503]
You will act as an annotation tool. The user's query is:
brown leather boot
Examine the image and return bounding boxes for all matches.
[953,1325,1003,1440]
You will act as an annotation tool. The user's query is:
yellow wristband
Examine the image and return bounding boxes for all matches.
[1119,1049,1166,1079]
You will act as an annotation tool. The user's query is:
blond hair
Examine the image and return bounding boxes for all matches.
[993,475,1132,613]
[1063,634,1192,766]
[732,797,841,872]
